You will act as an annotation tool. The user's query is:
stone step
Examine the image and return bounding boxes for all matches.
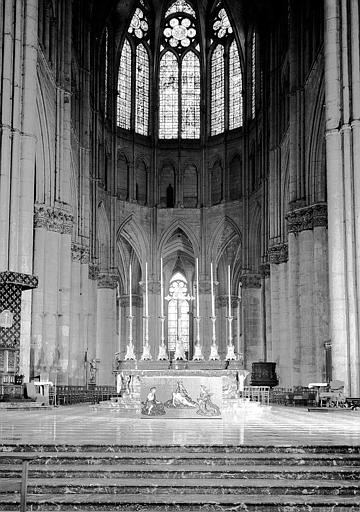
[2,477,360,495]
[2,444,360,454]
[1,492,360,511]
[1,451,360,465]
[1,463,360,480]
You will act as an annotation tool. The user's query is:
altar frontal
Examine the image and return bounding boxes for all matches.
[141,376,222,418]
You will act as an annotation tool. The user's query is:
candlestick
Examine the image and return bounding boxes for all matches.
[129,263,132,317]
[210,262,215,317]
[228,264,231,317]
[145,262,148,317]
[160,257,164,317]
[196,258,199,317]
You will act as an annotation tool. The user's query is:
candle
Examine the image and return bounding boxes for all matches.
[210,262,215,317]
[196,258,199,317]
[160,257,164,317]
[228,264,231,317]
[145,262,148,317]
[129,263,132,317]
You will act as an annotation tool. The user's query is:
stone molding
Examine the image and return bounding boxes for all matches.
[34,202,74,234]
[97,273,118,289]
[240,274,262,289]
[286,203,328,234]
[268,243,288,264]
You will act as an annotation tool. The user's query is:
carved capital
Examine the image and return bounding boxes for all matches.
[34,203,74,235]
[286,203,327,234]
[71,243,90,263]
[240,273,262,288]
[268,243,288,264]
[120,294,143,307]
[259,262,270,277]
[97,273,118,289]
[88,263,99,281]
[216,295,239,308]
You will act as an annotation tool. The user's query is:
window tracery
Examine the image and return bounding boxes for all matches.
[117,39,132,130]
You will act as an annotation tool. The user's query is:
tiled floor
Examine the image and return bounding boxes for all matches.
[0,404,359,446]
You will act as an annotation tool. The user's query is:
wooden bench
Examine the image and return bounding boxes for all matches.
[0,455,33,511]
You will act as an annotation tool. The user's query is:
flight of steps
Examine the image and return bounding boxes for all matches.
[1,445,360,511]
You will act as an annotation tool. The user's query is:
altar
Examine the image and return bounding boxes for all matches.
[114,360,248,418]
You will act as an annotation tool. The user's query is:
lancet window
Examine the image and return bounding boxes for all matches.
[210,4,243,135]
[159,0,200,139]
[167,272,191,355]
[117,5,150,135]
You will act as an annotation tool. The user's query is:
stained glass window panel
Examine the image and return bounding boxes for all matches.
[159,52,179,139]
[117,39,132,129]
[135,44,149,135]
[165,0,196,18]
[181,51,200,138]
[104,27,108,115]
[167,274,190,352]
[251,31,256,119]
[211,44,224,135]
[229,40,243,129]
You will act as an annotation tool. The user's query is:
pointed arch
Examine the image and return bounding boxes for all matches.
[159,220,199,259]
[135,43,150,135]
[117,38,132,129]
[117,214,150,267]
[208,216,242,265]
[159,51,179,139]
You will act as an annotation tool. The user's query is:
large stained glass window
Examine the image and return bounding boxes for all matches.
[159,52,179,138]
[211,45,224,135]
[167,272,190,354]
[117,39,132,129]
[181,51,200,138]
[117,5,150,134]
[135,44,149,135]
[210,3,243,135]
[229,40,243,129]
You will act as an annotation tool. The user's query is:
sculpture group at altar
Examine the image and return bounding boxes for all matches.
[141,380,221,417]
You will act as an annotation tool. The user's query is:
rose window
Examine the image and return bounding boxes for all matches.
[163,16,196,49]
[128,8,149,39]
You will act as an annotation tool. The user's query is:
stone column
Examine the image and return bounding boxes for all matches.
[286,204,329,385]
[96,273,117,385]
[324,0,360,395]
[240,273,262,370]
[268,244,289,386]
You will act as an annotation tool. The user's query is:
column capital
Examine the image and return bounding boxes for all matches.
[88,263,99,281]
[240,273,262,289]
[34,202,74,234]
[97,273,118,289]
[71,243,90,263]
[286,203,328,234]
[268,243,288,264]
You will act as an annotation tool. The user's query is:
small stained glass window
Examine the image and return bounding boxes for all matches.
[165,0,196,18]
[229,40,243,129]
[117,39,132,129]
[135,44,149,135]
[159,51,179,139]
[212,8,233,38]
[181,51,200,138]
[128,7,149,39]
[163,16,196,50]
[211,44,224,135]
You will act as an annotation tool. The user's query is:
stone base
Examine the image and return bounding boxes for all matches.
[187,360,226,371]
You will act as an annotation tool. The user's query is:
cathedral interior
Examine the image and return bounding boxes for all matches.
[0,0,360,397]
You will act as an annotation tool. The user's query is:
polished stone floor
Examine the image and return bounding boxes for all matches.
[0,404,360,447]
